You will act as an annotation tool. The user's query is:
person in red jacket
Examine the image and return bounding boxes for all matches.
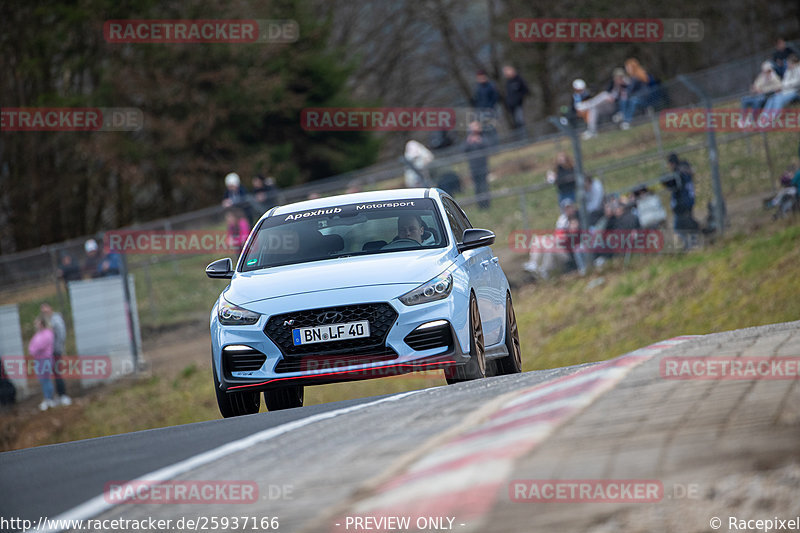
[28,316,56,411]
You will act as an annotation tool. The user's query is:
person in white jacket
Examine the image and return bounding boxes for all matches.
[762,55,800,114]
[403,140,434,188]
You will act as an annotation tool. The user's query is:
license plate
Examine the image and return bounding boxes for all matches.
[292,320,370,345]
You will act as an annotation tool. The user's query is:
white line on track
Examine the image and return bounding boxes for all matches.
[26,390,423,533]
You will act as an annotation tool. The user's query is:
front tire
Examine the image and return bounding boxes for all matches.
[446,293,486,384]
[496,292,522,375]
[264,385,304,411]
[213,361,260,417]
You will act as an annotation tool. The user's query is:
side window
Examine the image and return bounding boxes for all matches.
[453,202,473,231]
[442,198,467,242]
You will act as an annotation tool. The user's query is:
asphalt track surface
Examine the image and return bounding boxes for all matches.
[1,366,579,532]
[0,396,387,525]
[2,321,799,533]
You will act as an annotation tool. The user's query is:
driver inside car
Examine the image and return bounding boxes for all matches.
[393,214,436,245]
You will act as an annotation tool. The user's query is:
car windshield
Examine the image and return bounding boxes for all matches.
[240,198,446,271]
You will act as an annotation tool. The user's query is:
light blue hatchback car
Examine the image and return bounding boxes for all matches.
[206,188,522,416]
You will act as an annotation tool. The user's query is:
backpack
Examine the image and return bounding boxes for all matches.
[636,194,668,229]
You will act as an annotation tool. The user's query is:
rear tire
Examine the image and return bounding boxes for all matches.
[496,293,522,375]
[213,361,260,417]
[264,385,304,411]
[446,294,486,384]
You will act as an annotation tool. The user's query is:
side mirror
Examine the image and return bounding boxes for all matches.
[206,258,233,279]
[458,228,495,252]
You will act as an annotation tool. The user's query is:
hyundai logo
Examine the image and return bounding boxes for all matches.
[316,311,344,324]
[283,320,295,326]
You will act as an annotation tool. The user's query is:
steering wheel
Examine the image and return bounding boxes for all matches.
[382,238,420,250]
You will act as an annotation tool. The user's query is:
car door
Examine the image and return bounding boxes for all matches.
[449,198,504,346]
[442,198,499,345]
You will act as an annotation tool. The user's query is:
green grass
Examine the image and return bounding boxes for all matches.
[3,105,799,450]
[516,222,800,371]
[5,107,797,337]
[9,220,799,450]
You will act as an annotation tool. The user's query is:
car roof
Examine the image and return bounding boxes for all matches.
[266,188,444,219]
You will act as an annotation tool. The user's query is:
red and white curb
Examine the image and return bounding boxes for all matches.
[333,336,699,532]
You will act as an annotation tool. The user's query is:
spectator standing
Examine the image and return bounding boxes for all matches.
[473,69,499,112]
[546,152,577,205]
[762,55,800,115]
[83,238,121,278]
[40,303,71,406]
[464,121,491,209]
[28,317,55,411]
[263,176,282,207]
[473,70,499,145]
[81,239,102,278]
[503,65,530,136]
[251,175,268,214]
[222,172,254,225]
[57,253,81,284]
[225,208,251,255]
[96,249,121,278]
[740,62,783,124]
[585,175,605,226]
[403,140,434,188]
[664,153,699,249]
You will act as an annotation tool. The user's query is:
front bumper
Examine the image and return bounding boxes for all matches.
[211,286,471,392]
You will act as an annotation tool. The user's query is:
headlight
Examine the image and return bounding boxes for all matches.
[217,298,261,325]
[399,272,453,306]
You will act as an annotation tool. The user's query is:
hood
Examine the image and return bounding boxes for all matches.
[225,248,455,305]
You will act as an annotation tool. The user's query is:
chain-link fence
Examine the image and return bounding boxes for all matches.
[1,48,797,333]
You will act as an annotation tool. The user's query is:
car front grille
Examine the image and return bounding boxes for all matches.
[404,322,453,351]
[273,347,398,374]
[264,302,398,356]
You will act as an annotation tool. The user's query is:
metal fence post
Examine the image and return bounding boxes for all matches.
[519,190,530,230]
[649,107,666,166]
[761,131,776,193]
[164,220,180,274]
